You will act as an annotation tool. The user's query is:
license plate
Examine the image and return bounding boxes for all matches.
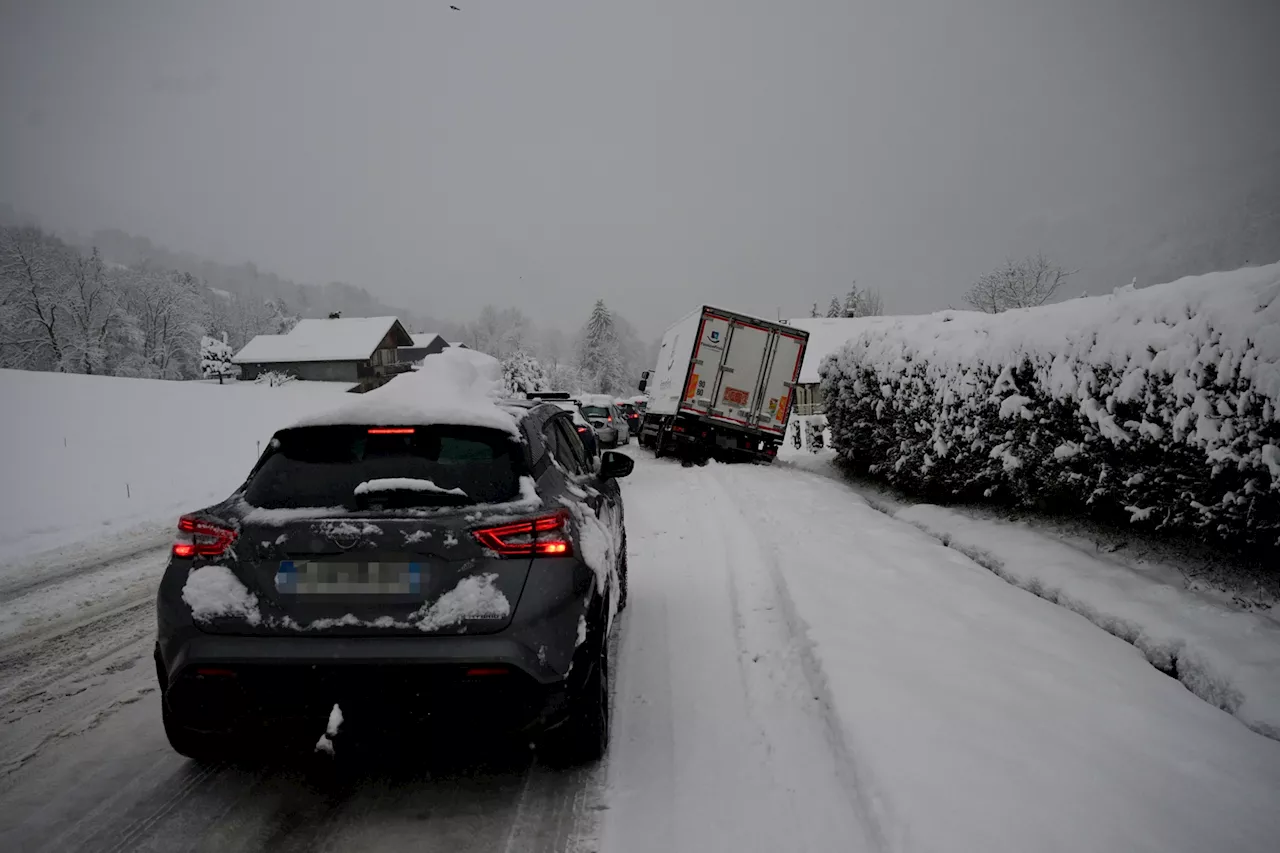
[276,561,423,595]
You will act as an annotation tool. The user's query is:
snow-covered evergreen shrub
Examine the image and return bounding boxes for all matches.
[199,334,235,380]
[821,263,1280,554]
[501,350,549,397]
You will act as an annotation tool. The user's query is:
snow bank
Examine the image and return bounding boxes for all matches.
[821,263,1280,552]
[895,503,1280,740]
[0,370,349,563]
[290,347,521,434]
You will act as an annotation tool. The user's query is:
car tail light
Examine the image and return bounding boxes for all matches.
[465,667,509,677]
[577,426,588,434]
[472,510,572,557]
[368,427,415,435]
[173,515,238,558]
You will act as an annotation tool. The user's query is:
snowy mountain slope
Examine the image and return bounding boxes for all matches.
[0,370,350,564]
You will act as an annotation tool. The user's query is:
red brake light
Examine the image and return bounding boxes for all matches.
[577,426,588,433]
[173,515,238,558]
[368,427,415,434]
[465,667,509,677]
[472,510,573,557]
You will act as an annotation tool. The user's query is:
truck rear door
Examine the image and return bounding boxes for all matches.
[705,316,773,428]
[754,331,806,435]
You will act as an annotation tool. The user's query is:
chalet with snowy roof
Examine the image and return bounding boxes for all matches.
[784,316,887,415]
[397,332,450,363]
[232,316,414,384]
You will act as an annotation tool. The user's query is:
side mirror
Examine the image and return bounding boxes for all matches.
[598,450,634,480]
[638,371,650,393]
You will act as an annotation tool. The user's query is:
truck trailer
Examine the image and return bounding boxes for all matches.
[637,306,809,463]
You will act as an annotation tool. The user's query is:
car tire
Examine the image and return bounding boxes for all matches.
[618,533,629,612]
[162,696,234,764]
[540,617,609,767]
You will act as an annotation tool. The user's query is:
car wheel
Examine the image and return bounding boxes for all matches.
[541,617,609,766]
[162,696,234,764]
[618,533,629,612]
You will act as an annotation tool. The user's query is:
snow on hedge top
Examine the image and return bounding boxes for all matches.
[290,348,522,434]
[787,316,890,384]
[232,316,410,364]
[827,263,1280,415]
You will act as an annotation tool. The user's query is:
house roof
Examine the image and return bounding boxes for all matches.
[786,316,890,384]
[401,333,447,349]
[232,316,413,364]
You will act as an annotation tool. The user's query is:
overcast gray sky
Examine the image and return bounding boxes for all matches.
[2,0,1277,335]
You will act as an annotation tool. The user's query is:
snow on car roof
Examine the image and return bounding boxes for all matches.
[232,317,411,364]
[578,393,616,407]
[550,400,593,427]
[288,348,522,434]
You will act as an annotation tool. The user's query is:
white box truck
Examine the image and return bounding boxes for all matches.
[636,306,809,462]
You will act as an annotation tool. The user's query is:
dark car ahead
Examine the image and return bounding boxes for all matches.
[614,401,641,437]
[155,400,632,766]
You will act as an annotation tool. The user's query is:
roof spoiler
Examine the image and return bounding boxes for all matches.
[528,392,573,400]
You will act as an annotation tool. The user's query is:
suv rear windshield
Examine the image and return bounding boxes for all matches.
[244,425,522,509]
[581,406,610,418]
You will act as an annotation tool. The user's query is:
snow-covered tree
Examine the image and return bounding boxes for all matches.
[810,302,820,318]
[964,253,1076,314]
[501,349,549,397]
[825,297,842,318]
[63,247,135,374]
[468,305,529,359]
[547,361,587,394]
[842,283,884,318]
[0,225,69,370]
[200,333,235,383]
[576,299,625,394]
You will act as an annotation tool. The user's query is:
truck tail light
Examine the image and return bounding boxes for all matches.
[472,510,572,557]
[173,515,238,558]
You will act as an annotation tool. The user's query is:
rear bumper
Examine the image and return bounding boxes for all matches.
[160,649,570,736]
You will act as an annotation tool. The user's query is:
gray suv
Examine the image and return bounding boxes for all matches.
[154,400,632,766]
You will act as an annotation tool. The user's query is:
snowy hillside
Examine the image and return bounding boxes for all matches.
[0,371,350,562]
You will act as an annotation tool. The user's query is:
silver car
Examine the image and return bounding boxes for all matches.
[578,395,630,448]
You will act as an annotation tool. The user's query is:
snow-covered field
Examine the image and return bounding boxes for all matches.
[0,370,350,564]
[2,437,1279,851]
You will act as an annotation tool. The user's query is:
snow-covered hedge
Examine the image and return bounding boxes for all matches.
[821,263,1280,553]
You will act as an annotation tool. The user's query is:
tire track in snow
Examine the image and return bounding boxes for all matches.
[706,464,895,853]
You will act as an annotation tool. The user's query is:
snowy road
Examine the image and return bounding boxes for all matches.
[3,450,1280,851]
